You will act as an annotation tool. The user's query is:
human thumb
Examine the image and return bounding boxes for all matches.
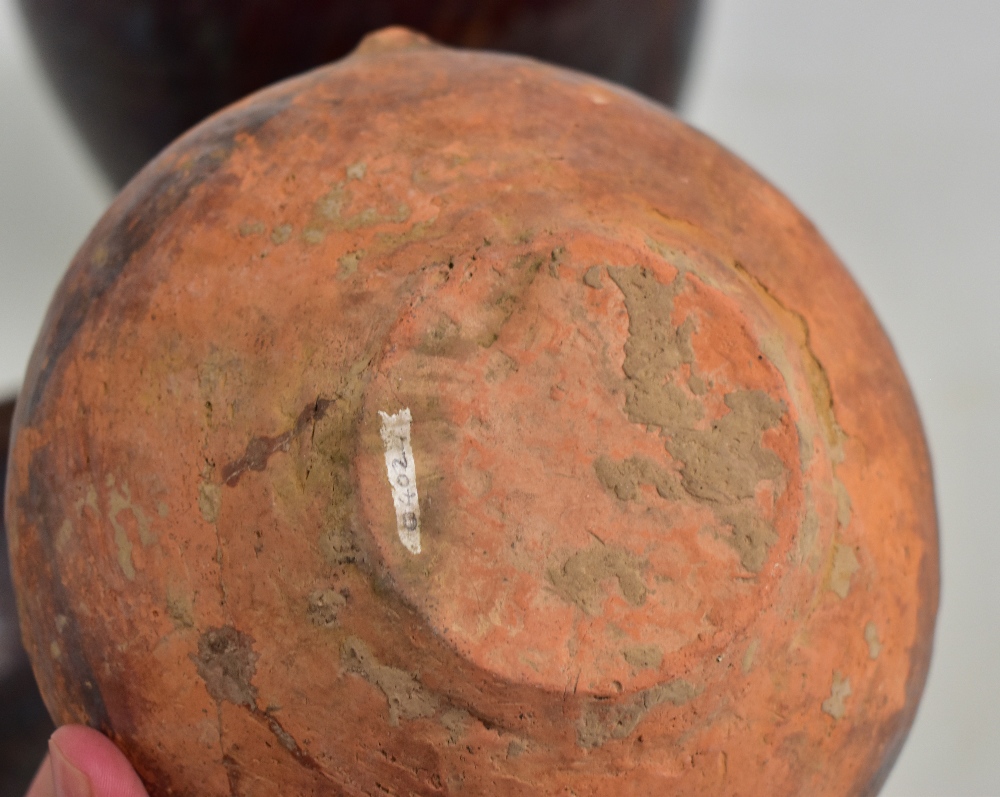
[26,725,150,797]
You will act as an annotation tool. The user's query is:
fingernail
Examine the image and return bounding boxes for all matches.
[49,737,93,797]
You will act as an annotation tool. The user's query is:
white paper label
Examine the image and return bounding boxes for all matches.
[378,408,421,554]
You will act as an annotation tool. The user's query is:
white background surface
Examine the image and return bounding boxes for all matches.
[1,1,998,794]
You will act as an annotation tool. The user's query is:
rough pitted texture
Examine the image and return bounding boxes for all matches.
[6,28,937,797]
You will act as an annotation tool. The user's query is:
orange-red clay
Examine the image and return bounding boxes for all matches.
[6,28,938,797]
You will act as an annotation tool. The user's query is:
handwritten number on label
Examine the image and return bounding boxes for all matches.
[379,409,421,554]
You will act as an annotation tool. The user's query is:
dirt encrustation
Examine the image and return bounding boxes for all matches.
[548,543,648,616]
[192,626,258,707]
[593,455,683,503]
[340,636,438,726]
[577,679,699,748]
[600,266,789,574]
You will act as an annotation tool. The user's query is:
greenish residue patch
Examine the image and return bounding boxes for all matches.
[822,671,851,720]
[338,249,364,279]
[827,541,860,599]
[55,518,73,551]
[298,161,411,244]
[270,224,293,245]
[834,478,853,528]
[166,588,194,629]
[797,488,823,572]
[239,221,265,237]
[114,523,135,580]
[106,477,155,580]
[864,622,882,659]
[742,638,760,673]
[303,167,410,244]
[346,161,367,181]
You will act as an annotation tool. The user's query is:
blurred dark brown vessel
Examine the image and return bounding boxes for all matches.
[18,0,700,188]
[0,397,54,796]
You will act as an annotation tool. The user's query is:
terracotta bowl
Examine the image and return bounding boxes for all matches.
[6,29,937,797]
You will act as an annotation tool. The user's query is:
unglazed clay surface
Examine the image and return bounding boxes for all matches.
[6,28,937,797]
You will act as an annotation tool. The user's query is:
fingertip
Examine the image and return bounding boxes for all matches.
[48,726,149,797]
[47,737,91,797]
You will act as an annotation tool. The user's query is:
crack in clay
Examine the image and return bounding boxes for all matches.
[221,397,333,487]
[194,627,338,782]
[208,492,229,615]
[717,266,854,579]
[222,746,237,797]
[731,262,847,459]
[251,710,332,777]
[577,679,699,748]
